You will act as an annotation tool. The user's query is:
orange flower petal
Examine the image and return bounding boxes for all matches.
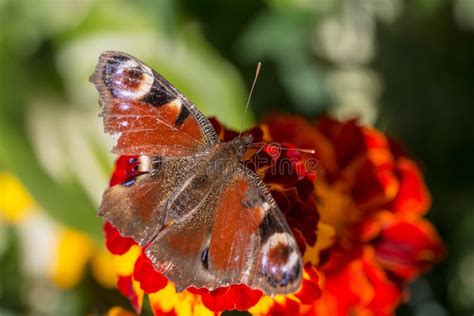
[373,218,445,280]
[361,249,402,315]
[391,158,431,217]
[314,247,402,316]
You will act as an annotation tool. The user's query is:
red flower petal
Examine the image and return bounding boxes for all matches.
[152,309,176,316]
[294,265,322,304]
[373,218,445,280]
[117,275,142,313]
[315,247,401,316]
[352,154,398,208]
[391,158,431,216]
[109,156,140,186]
[104,222,136,255]
[186,287,210,295]
[284,197,319,250]
[361,253,402,315]
[316,118,368,171]
[200,284,263,312]
[266,297,302,315]
[133,252,168,294]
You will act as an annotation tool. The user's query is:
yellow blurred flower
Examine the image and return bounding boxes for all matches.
[0,172,118,290]
[91,249,118,288]
[50,228,121,289]
[0,171,35,222]
[106,306,136,316]
[49,229,95,288]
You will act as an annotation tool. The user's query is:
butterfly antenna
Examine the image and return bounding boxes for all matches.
[293,148,316,154]
[250,142,316,154]
[239,62,262,137]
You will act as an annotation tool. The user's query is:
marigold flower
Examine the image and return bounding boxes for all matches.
[103,117,322,314]
[103,115,444,315]
[264,115,445,315]
[50,229,95,288]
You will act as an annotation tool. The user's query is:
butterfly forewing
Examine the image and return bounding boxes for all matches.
[90,51,218,157]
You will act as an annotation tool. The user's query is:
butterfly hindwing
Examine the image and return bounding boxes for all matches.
[209,166,303,294]
[90,51,218,157]
[99,156,198,246]
[144,165,302,295]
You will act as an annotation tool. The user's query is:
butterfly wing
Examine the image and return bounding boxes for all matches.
[90,51,218,157]
[145,165,302,295]
[209,167,302,294]
[99,157,197,246]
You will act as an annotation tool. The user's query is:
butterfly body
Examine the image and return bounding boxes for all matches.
[91,51,302,295]
[157,136,251,223]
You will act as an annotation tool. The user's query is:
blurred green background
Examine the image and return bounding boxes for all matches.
[0,0,473,315]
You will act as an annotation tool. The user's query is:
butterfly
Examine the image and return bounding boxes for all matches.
[90,51,302,295]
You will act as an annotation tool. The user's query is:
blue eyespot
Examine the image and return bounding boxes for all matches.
[122,178,136,187]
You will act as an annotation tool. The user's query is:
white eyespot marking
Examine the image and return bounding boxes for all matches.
[112,59,154,100]
[260,232,301,289]
[261,233,290,258]
[286,250,300,272]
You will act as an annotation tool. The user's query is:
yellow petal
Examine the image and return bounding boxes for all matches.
[113,245,141,276]
[303,221,336,266]
[50,229,95,288]
[91,249,117,288]
[248,295,276,315]
[107,306,136,316]
[148,283,213,316]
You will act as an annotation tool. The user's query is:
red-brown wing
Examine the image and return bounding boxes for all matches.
[208,166,303,294]
[90,51,218,157]
[144,166,302,295]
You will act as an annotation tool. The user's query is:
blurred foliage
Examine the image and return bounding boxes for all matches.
[0,227,28,315]
[0,0,473,315]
